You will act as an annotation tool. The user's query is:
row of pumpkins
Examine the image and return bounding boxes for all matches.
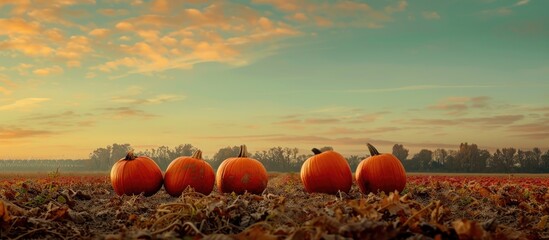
[110,143,407,197]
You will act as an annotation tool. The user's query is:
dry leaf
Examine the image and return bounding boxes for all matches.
[535,215,549,230]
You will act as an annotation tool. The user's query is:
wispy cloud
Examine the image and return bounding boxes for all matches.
[422,11,441,20]
[21,110,96,128]
[0,126,55,139]
[102,107,158,120]
[428,96,491,115]
[401,114,524,126]
[0,98,50,111]
[515,0,530,6]
[111,94,186,105]
[346,85,494,93]
[480,0,530,16]
[507,117,549,139]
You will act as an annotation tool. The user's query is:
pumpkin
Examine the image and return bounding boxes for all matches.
[216,145,268,194]
[300,148,353,194]
[164,150,215,196]
[110,150,163,196]
[355,143,407,194]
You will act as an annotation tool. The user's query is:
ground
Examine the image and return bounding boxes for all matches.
[1,172,548,239]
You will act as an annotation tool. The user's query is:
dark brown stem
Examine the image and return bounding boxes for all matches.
[238,145,248,158]
[311,148,322,155]
[367,143,380,156]
[192,150,203,160]
[124,150,137,160]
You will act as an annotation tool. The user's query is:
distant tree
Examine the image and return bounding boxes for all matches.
[254,147,299,172]
[172,144,195,159]
[392,144,409,162]
[412,149,433,171]
[444,150,459,172]
[455,143,487,172]
[541,150,549,172]
[347,155,363,172]
[433,148,448,166]
[89,146,111,171]
[110,143,131,164]
[502,148,517,173]
[211,146,244,169]
[517,148,542,173]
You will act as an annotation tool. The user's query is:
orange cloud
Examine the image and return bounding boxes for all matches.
[258,17,274,29]
[0,36,53,56]
[0,18,41,35]
[315,17,333,27]
[0,98,50,111]
[0,0,31,16]
[116,21,134,31]
[28,8,75,26]
[56,36,93,67]
[33,66,64,76]
[151,0,170,13]
[44,28,65,43]
[89,28,110,38]
[289,12,308,21]
[94,57,140,72]
[0,78,16,95]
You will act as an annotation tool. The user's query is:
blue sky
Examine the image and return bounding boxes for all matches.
[0,0,547,159]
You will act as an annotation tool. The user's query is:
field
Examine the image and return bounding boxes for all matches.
[1,172,549,239]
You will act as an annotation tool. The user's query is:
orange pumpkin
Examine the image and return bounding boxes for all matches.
[216,145,268,194]
[110,151,163,196]
[300,148,353,194]
[355,143,406,194]
[164,150,215,197]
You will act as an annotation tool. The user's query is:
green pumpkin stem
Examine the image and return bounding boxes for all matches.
[192,150,203,160]
[124,150,137,160]
[367,143,381,156]
[238,145,248,158]
[311,148,322,155]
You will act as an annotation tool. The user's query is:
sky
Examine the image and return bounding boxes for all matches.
[0,0,548,160]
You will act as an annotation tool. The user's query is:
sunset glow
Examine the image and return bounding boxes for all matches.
[0,0,547,159]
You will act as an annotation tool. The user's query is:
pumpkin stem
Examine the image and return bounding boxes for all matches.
[311,148,322,155]
[124,150,137,160]
[367,143,381,156]
[238,145,248,158]
[192,150,203,159]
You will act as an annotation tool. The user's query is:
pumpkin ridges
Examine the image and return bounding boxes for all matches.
[355,144,406,194]
[300,149,353,194]
[216,145,268,195]
[110,152,163,197]
[164,150,215,196]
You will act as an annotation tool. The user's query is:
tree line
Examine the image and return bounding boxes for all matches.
[1,143,548,173]
[394,143,549,173]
